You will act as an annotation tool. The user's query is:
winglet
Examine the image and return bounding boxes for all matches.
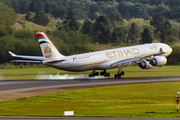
[8,51,16,57]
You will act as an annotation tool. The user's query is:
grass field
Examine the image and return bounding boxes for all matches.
[0,65,180,80]
[0,82,180,117]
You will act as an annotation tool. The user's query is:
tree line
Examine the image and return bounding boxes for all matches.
[0,1,179,65]
[1,0,180,21]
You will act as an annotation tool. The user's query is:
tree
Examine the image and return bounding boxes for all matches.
[33,10,49,26]
[25,11,32,21]
[28,0,45,13]
[141,28,153,44]
[52,3,66,19]
[127,23,139,44]
[159,20,176,44]
[117,1,131,20]
[150,13,166,35]
[98,28,111,44]
[111,30,117,43]
[0,2,16,28]
[115,26,129,44]
[45,2,52,15]
[92,15,112,43]
[89,5,102,20]
[12,0,20,13]
[81,19,93,35]
[109,13,123,22]
[61,11,80,31]
[0,2,16,37]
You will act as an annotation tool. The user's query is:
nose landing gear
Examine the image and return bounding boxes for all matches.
[114,71,125,79]
[114,66,125,79]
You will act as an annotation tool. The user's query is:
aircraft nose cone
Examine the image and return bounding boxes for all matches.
[164,44,172,56]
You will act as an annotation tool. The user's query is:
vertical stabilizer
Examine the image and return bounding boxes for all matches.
[36,32,65,61]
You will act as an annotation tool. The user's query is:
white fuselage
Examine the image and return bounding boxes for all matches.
[44,43,172,72]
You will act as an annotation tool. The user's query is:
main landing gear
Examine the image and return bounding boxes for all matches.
[89,70,110,78]
[89,69,125,79]
[114,66,125,79]
[114,71,125,79]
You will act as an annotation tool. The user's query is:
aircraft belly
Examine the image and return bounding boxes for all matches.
[50,60,102,72]
[66,62,98,72]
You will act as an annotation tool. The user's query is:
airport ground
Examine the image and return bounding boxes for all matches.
[0,66,180,119]
[0,77,180,118]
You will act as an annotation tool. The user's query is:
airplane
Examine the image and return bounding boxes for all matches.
[8,32,172,79]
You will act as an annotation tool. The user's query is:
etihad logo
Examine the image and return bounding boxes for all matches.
[106,48,140,58]
[44,45,52,58]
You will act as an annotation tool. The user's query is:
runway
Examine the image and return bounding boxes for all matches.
[0,76,180,101]
[1,76,180,93]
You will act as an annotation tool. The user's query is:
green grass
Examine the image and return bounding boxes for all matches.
[0,82,180,117]
[17,19,51,32]
[0,65,180,80]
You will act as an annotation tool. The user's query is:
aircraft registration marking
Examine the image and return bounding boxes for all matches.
[73,54,94,61]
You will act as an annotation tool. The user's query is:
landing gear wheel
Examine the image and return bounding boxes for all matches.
[89,74,92,77]
[100,72,104,76]
[95,72,99,76]
[106,73,110,77]
[89,74,94,77]
[114,74,118,79]
[104,73,107,77]
[118,74,121,78]
[121,71,125,76]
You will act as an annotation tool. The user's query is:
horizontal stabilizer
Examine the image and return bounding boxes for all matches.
[8,51,45,61]
[11,60,42,64]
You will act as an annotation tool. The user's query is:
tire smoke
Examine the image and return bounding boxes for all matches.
[36,73,85,79]
[36,72,105,79]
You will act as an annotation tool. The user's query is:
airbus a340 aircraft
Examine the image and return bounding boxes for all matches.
[9,32,172,78]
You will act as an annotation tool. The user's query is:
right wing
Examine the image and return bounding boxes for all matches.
[110,47,166,68]
[8,51,44,63]
[110,57,142,68]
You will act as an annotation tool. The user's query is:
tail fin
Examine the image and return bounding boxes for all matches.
[36,32,65,61]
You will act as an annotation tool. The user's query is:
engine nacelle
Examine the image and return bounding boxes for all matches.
[149,56,167,67]
[138,60,154,69]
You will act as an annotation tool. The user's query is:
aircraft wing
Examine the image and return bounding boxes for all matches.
[110,47,166,68]
[110,57,142,68]
[8,51,44,63]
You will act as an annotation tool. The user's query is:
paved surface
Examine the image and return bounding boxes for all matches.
[0,76,180,94]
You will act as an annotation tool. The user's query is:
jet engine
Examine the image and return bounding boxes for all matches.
[138,60,154,69]
[149,56,167,67]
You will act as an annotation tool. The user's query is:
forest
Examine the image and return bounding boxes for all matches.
[0,0,180,65]
[2,0,180,20]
